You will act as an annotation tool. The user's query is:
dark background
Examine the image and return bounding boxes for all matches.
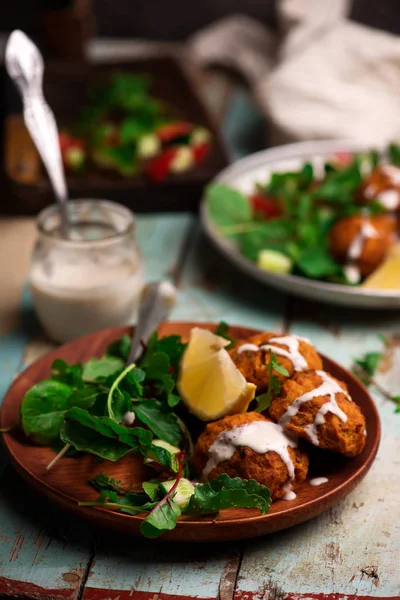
[0,0,399,43]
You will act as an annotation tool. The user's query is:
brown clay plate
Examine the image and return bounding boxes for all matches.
[0,322,380,542]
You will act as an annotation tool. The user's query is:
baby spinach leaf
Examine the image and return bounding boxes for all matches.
[134,399,181,446]
[61,407,152,461]
[83,356,124,381]
[106,364,136,423]
[107,335,132,361]
[206,184,251,230]
[68,388,101,410]
[21,380,73,445]
[51,359,84,388]
[184,474,271,515]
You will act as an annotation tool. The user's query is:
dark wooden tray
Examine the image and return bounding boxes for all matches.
[3,57,229,214]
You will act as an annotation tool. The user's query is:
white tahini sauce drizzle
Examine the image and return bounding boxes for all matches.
[376,189,399,210]
[364,165,400,209]
[344,264,361,285]
[309,477,329,487]
[348,221,378,261]
[279,370,350,446]
[202,421,297,492]
[237,335,308,371]
[282,482,297,501]
[122,411,135,426]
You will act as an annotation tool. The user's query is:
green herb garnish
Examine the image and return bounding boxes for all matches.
[256,351,289,412]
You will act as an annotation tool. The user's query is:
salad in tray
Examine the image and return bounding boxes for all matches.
[205,144,400,288]
[58,72,212,182]
[13,322,367,538]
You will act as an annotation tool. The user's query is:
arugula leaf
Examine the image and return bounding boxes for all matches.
[61,407,152,461]
[315,160,362,204]
[83,356,124,381]
[271,359,289,377]
[134,399,181,446]
[107,335,131,361]
[185,474,271,515]
[206,184,251,231]
[89,472,126,494]
[106,364,136,423]
[153,334,186,370]
[21,380,73,445]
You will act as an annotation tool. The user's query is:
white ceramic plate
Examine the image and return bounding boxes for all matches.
[201,139,400,309]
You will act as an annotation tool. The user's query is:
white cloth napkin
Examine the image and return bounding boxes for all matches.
[189,0,400,147]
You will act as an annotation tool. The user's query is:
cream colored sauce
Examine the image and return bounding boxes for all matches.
[280,370,349,447]
[348,221,378,261]
[376,189,399,210]
[237,335,308,371]
[282,482,297,501]
[364,165,400,209]
[202,421,297,496]
[309,477,328,486]
[381,164,400,184]
[344,264,361,285]
[122,411,136,426]
[30,252,143,343]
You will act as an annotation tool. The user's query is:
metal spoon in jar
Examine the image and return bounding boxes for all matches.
[5,30,70,238]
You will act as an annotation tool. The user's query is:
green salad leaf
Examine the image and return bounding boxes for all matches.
[83,356,124,381]
[106,364,136,423]
[134,399,181,446]
[61,407,152,461]
[51,359,84,388]
[184,474,271,515]
[214,321,235,348]
[206,183,251,231]
[255,352,287,413]
[21,380,73,445]
[107,335,132,361]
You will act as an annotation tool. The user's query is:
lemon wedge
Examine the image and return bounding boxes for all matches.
[362,242,400,289]
[178,327,256,421]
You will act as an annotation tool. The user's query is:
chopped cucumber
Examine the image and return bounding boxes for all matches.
[144,439,180,467]
[191,127,211,146]
[159,478,195,508]
[152,439,180,454]
[137,134,160,159]
[257,249,293,274]
[170,147,194,173]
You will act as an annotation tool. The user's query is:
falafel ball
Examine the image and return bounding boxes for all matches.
[328,214,397,278]
[357,165,400,211]
[192,412,309,500]
[229,332,322,393]
[269,370,366,457]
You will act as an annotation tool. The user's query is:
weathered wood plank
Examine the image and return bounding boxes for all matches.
[83,536,241,600]
[0,214,194,600]
[235,299,400,598]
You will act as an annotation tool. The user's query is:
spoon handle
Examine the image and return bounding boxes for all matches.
[24,96,69,236]
[127,281,177,365]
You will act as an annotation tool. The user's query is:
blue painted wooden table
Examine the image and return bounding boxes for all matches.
[0,83,399,600]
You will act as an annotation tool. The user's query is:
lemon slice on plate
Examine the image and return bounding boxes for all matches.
[178,327,256,421]
[362,242,400,289]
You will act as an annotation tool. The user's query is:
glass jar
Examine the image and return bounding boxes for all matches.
[30,199,143,343]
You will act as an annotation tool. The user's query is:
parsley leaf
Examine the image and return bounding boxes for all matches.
[214,321,235,348]
[256,352,288,412]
